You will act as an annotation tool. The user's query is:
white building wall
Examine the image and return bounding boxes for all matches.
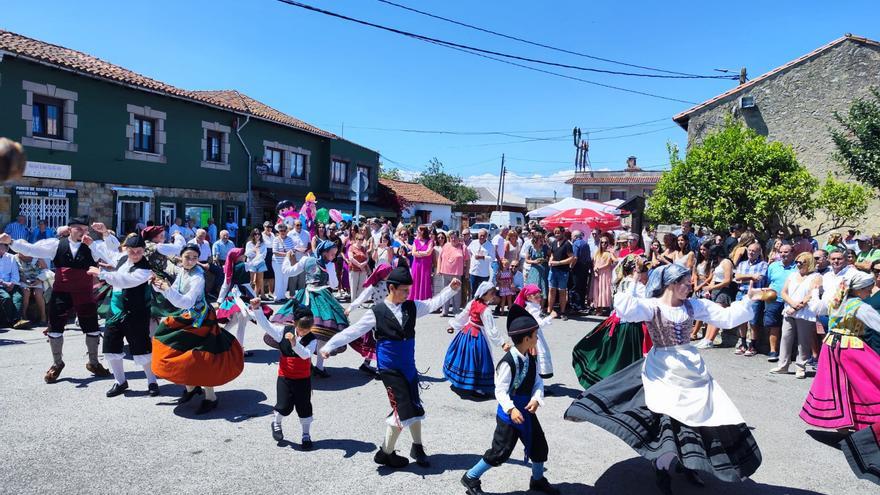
[401,202,453,227]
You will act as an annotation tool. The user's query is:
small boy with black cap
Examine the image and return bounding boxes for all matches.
[252,299,317,450]
[461,304,559,495]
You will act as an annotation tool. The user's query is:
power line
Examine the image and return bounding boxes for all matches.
[323,117,670,137]
[275,1,736,81]
[377,0,724,79]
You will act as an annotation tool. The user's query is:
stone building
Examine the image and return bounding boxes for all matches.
[672,34,880,232]
[566,156,662,202]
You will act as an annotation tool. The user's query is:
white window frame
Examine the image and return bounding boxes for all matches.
[330,157,350,188]
[20,80,78,152]
[261,140,311,186]
[201,121,231,170]
[125,104,167,164]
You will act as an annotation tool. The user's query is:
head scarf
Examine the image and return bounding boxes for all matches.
[849,270,874,291]
[473,281,495,301]
[612,254,640,291]
[223,247,244,286]
[514,284,541,307]
[506,303,539,337]
[363,263,393,288]
[645,263,691,298]
[314,239,336,268]
[141,225,164,242]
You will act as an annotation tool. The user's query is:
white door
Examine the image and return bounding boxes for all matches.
[117,200,149,234]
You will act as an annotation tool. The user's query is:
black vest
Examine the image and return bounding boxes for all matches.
[499,352,537,396]
[371,300,417,341]
[52,238,97,269]
[115,256,151,315]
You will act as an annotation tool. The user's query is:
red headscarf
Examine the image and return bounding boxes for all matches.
[141,225,164,242]
[223,248,244,286]
[514,283,541,308]
[363,263,393,288]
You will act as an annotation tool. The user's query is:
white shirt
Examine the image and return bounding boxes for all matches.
[468,240,494,277]
[161,269,205,309]
[494,346,544,415]
[245,241,268,268]
[448,301,505,349]
[320,286,458,354]
[492,233,507,261]
[12,237,101,264]
[253,310,318,360]
[196,240,212,262]
[90,242,152,289]
[0,252,20,284]
[289,228,311,260]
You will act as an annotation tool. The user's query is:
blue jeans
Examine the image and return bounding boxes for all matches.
[470,275,489,294]
[547,268,570,290]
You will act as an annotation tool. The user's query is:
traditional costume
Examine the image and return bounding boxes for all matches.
[216,247,272,356]
[151,244,244,414]
[460,304,558,495]
[255,304,317,450]
[346,263,394,376]
[517,284,555,379]
[91,234,156,397]
[10,216,112,383]
[572,257,651,389]
[273,240,348,375]
[841,423,880,485]
[800,271,880,431]
[141,226,185,337]
[444,281,505,395]
[564,264,761,494]
[321,267,458,469]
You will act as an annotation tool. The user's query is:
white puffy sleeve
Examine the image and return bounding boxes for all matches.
[448,302,472,332]
[689,297,755,329]
[321,311,375,352]
[100,267,152,289]
[327,263,339,289]
[350,285,375,309]
[11,238,59,259]
[613,285,656,323]
[856,303,880,330]
[480,307,505,348]
[161,273,204,309]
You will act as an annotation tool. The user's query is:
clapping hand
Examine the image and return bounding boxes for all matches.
[90,222,107,234]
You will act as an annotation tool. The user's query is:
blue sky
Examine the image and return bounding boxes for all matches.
[3,0,878,197]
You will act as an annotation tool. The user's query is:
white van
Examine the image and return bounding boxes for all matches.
[489,211,525,229]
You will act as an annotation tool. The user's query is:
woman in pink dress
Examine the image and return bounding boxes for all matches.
[591,233,616,316]
[409,225,434,300]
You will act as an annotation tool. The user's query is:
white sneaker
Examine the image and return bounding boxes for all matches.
[795,368,806,379]
[769,366,791,374]
[694,339,714,349]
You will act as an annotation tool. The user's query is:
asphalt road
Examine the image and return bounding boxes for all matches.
[0,307,874,495]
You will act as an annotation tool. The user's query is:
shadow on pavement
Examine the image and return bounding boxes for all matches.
[544,383,584,399]
[56,374,113,388]
[276,438,377,458]
[312,366,375,391]
[805,429,846,449]
[450,386,495,402]
[0,338,26,346]
[377,452,484,477]
[595,457,828,494]
[481,481,595,495]
[242,348,278,365]
[171,388,271,422]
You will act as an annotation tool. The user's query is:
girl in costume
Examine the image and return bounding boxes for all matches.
[516,284,556,379]
[216,248,272,357]
[272,240,348,378]
[565,264,762,495]
[800,270,880,432]
[571,254,651,390]
[495,258,515,314]
[443,281,505,397]
[345,263,395,377]
[141,225,185,337]
[151,244,244,415]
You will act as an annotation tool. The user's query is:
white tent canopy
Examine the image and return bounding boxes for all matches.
[527,197,619,218]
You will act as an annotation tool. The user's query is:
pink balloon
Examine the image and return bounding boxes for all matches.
[329,209,343,223]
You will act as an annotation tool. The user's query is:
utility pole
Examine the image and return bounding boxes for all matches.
[495,153,505,210]
[499,161,507,212]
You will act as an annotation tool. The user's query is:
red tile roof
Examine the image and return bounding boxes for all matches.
[0,29,336,139]
[565,174,661,185]
[379,178,455,205]
[672,34,880,129]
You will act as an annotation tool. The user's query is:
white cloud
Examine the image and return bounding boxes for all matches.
[464,169,575,199]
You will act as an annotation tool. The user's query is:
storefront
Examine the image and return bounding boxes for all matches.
[11,186,78,229]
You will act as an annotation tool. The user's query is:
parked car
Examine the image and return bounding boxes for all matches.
[468,222,499,239]
[489,211,525,229]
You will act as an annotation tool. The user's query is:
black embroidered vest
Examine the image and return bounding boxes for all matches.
[371,300,417,341]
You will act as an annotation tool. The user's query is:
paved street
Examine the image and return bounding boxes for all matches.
[0,307,874,495]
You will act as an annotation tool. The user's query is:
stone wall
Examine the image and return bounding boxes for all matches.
[684,38,880,233]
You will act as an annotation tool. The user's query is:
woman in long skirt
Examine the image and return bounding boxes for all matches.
[409,225,434,300]
[572,254,651,390]
[565,264,762,494]
[590,233,616,316]
[443,281,505,397]
[151,245,243,414]
[216,248,271,357]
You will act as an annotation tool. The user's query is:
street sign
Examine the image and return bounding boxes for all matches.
[351,171,368,194]
[255,164,269,175]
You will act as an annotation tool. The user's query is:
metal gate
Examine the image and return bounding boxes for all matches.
[17,196,70,229]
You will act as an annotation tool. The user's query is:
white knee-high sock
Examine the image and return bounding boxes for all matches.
[142,365,157,385]
[300,416,313,436]
[314,353,325,371]
[236,316,246,351]
[204,387,216,401]
[274,410,284,425]
[409,421,423,445]
[382,425,403,454]
[108,358,125,385]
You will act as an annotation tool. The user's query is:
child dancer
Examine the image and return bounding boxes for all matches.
[345,263,394,377]
[444,281,506,397]
[461,304,559,495]
[253,299,317,450]
[515,284,556,380]
[495,259,515,314]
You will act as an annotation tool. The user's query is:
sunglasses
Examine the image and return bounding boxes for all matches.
[873,269,880,275]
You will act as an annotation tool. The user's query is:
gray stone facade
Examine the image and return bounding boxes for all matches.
[675,36,880,233]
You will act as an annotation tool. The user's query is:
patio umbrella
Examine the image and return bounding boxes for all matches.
[539,207,622,231]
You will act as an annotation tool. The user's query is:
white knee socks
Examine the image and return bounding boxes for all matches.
[235,316,246,351]
[300,416,313,436]
[204,387,216,401]
[107,357,125,385]
[274,410,284,425]
[409,421,423,445]
[382,425,403,454]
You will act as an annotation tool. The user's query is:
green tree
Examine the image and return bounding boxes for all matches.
[647,120,866,235]
[379,166,402,181]
[832,87,880,192]
[415,158,479,207]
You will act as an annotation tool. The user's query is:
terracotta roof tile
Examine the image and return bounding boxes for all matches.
[672,34,880,128]
[0,29,336,139]
[565,174,661,185]
[379,178,455,205]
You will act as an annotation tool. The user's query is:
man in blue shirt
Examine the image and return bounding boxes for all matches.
[206,218,218,245]
[732,241,768,356]
[681,220,699,253]
[764,243,796,362]
[570,230,592,312]
[212,230,234,265]
[4,215,30,242]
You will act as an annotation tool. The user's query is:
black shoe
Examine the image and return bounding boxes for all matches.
[460,474,485,495]
[147,382,160,397]
[271,422,284,442]
[654,468,673,495]
[301,435,313,451]
[410,443,430,467]
[560,314,569,321]
[359,363,379,377]
[106,381,129,398]
[195,398,218,415]
[312,366,330,379]
[373,448,409,468]
[529,477,560,495]
[178,386,203,404]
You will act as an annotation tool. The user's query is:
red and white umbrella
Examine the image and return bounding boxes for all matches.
[539,207,622,231]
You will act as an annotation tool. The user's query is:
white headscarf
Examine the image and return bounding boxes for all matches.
[448,281,496,332]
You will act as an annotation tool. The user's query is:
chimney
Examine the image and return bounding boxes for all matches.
[626,156,637,170]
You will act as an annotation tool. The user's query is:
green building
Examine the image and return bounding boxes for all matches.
[0,29,391,237]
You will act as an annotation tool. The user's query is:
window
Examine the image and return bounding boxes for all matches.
[133,116,156,153]
[185,204,213,228]
[642,188,653,198]
[206,130,223,162]
[32,96,64,139]
[610,189,628,201]
[290,152,306,179]
[264,147,283,176]
[331,159,349,184]
[357,165,371,190]
[582,190,599,201]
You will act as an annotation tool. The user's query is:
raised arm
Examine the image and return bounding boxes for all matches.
[155,233,185,256]
[414,284,460,317]
[279,253,310,278]
[612,282,656,322]
[10,238,59,259]
[253,307,284,343]
[691,296,755,329]
[99,266,152,289]
[320,311,376,355]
